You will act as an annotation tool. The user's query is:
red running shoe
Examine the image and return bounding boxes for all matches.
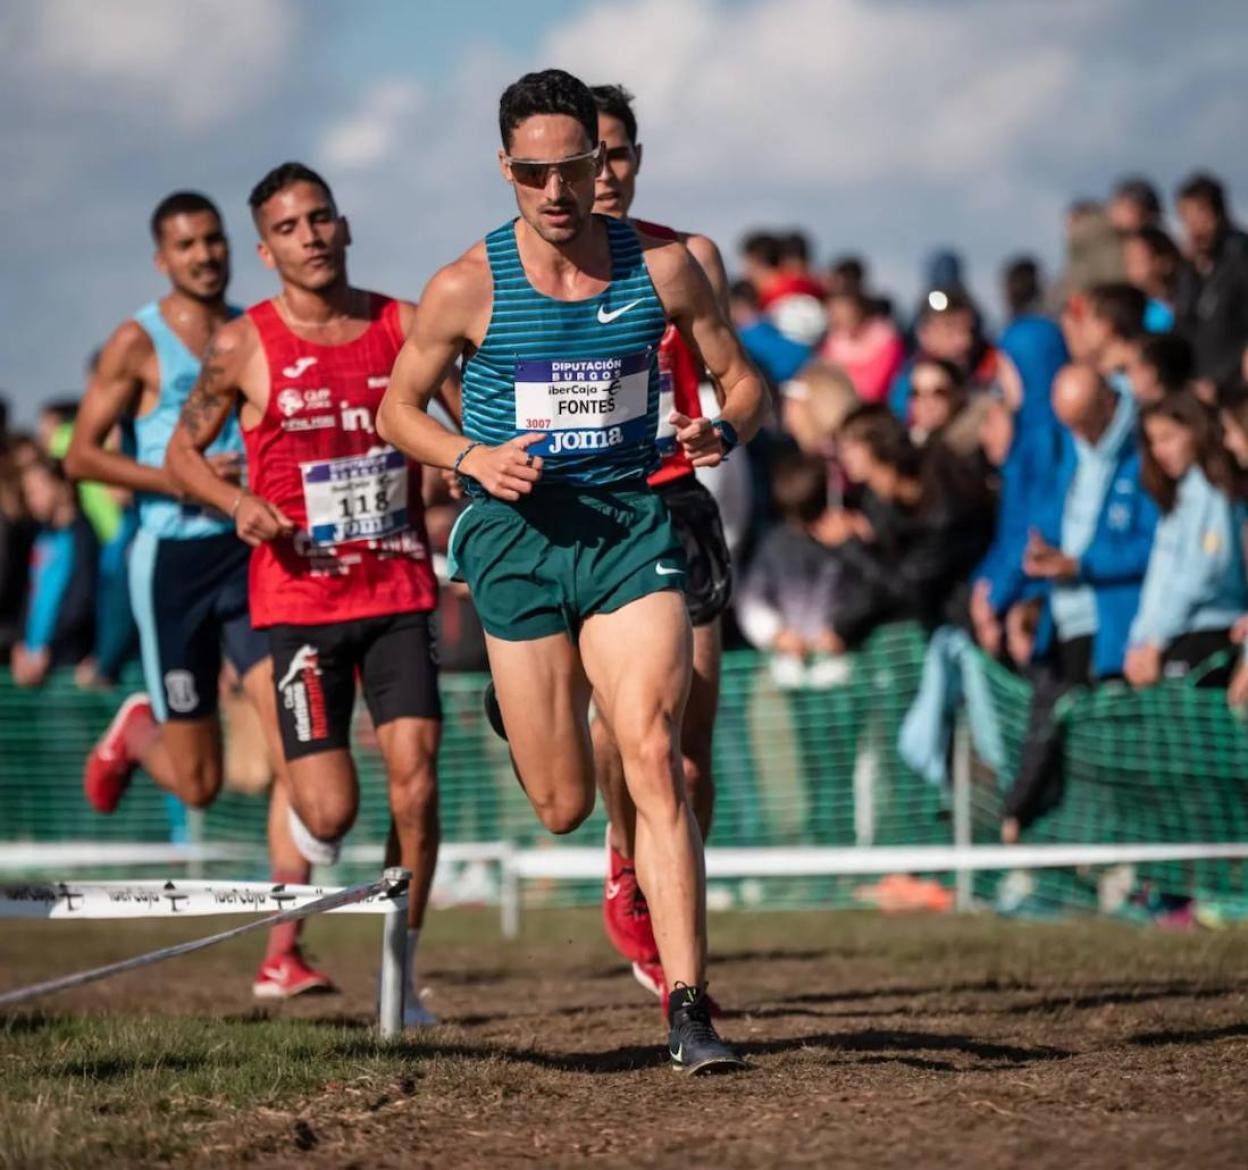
[603,827,660,964]
[83,693,152,814]
[252,948,336,1000]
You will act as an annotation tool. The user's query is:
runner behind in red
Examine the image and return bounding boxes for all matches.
[243,294,437,628]
[635,219,705,488]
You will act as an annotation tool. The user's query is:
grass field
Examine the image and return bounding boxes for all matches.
[2,908,1247,1169]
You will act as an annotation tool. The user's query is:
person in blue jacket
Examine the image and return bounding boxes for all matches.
[10,454,98,687]
[999,366,1158,838]
[1126,392,1248,689]
[968,313,1068,657]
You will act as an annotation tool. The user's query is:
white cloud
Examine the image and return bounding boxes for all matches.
[5,0,1248,423]
[321,81,425,170]
[28,0,296,128]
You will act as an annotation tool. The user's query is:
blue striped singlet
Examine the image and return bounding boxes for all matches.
[129,301,244,539]
[461,216,668,487]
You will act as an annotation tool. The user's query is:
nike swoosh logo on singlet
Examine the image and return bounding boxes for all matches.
[597,300,642,325]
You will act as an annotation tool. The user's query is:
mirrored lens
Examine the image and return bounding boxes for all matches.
[509,151,600,189]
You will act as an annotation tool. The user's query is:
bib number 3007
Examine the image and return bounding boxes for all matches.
[300,447,409,546]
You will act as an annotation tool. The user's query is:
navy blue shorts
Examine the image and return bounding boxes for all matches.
[129,529,270,721]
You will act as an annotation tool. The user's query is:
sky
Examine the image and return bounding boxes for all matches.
[3,0,1248,424]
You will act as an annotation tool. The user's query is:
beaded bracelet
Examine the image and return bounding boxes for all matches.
[453,441,483,477]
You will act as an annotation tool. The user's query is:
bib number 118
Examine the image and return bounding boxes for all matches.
[338,488,389,520]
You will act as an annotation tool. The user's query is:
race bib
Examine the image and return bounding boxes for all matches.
[514,352,652,457]
[300,447,409,546]
[655,357,678,456]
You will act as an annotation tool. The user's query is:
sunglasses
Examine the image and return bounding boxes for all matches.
[506,147,603,189]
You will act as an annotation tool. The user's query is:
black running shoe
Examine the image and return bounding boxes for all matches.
[483,679,508,741]
[667,984,746,1074]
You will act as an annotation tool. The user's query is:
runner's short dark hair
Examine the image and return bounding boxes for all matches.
[499,69,598,152]
[248,162,336,221]
[1087,282,1147,342]
[1176,172,1227,219]
[590,84,638,145]
[150,191,220,243]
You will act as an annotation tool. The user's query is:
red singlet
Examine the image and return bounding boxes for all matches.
[243,293,437,628]
[633,219,704,487]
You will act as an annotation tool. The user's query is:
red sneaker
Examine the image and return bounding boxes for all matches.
[83,693,152,814]
[252,948,336,1000]
[603,828,660,964]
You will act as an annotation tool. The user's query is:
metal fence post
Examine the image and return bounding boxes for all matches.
[378,867,411,1039]
[500,845,520,940]
[952,721,973,912]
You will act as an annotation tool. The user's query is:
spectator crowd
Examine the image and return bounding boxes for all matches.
[5,168,1248,839]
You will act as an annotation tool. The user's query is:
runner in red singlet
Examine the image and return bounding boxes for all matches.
[166,163,452,1027]
[590,85,737,1003]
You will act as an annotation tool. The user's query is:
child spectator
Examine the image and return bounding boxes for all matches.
[10,454,98,687]
[1127,393,1248,688]
[737,451,843,687]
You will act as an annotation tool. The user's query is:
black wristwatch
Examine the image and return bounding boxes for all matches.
[711,418,739,456]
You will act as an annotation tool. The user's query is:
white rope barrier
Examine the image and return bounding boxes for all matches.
[508,841,1248,881]
[0,868,411,1037]
[0,878,408,920]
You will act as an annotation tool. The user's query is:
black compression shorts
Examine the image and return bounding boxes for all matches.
[656,476,733,627]
[268,611,441,761]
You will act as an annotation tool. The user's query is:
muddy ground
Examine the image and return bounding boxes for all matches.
[2,909,1246,1169]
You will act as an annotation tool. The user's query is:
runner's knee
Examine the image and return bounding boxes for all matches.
[388,760,438,826]
[619,720,683,815]
[173,756,223,809]
[295,793,357,843]
[532,788,594,835]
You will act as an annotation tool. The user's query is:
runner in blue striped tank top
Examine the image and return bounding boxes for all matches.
[66,191,333,1000]
[379,70,766,1073]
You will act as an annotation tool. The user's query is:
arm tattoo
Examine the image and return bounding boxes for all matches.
[179,339,234,442]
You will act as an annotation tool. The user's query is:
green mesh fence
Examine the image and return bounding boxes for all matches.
[2,624,1245,918]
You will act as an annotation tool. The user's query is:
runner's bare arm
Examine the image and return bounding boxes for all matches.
[63,322,174,495]
[684,233,732,319]
[166,319,294,546]
[646,241,767,464]
[395,299,463,430]
[378,258,543,501]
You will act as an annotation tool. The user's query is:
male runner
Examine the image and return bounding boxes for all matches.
[376,70,766,1072]
[67,191,330,998]
[165,164,446,1027]
[588,84,736,1002]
